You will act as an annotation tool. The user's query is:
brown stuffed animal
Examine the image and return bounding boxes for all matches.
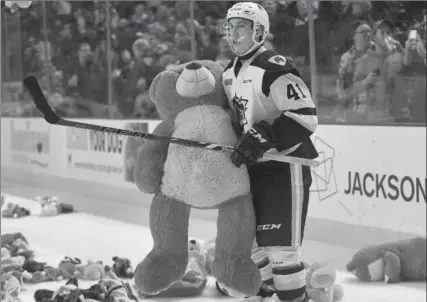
[110,256,134,279]
[1,272,23,302]
[133,60,260,297]
[2,203,31,218]
[58,257,107,281]
[1,233,34,259]
[346,237,426,283]
[99,279,139,302]
[74,260,106,281]
[22,266,64,283]
[58,256,82,279]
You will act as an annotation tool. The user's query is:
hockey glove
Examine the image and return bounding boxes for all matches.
[231,121,276,167]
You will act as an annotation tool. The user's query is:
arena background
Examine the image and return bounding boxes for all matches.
[2,0,425,124]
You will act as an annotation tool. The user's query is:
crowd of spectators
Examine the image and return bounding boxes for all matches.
[1,0,426,124]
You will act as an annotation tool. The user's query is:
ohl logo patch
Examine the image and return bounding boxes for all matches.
[268,55,287,66]
[232,94,249,126]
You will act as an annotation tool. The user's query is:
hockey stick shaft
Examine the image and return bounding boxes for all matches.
[23,76,319,167]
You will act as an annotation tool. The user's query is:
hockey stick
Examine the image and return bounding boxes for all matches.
[23,76,319,167]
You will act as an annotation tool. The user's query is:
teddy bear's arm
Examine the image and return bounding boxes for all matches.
[134,120,174,194]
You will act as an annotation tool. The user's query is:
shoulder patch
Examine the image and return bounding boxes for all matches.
[224,78,233,86]
[251,50,300,81]
[268,55,287,66]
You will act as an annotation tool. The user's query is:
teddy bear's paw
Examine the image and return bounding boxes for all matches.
[134,251,187,295]
[213,257,261,297]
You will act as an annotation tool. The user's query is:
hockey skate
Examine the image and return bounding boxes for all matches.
[243,292,314,302]
[216,278,275,298]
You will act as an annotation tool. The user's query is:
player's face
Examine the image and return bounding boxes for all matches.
[226,18,255,56]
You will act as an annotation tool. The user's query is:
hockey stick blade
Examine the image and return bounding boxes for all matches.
[23,77,319,167]
[24,76,60,124]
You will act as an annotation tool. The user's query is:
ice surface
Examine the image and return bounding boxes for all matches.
[1,194,425,302]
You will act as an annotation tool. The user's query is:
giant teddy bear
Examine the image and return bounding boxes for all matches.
[132,60,262,296]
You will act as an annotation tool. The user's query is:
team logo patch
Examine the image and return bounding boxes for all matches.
[224,78,233,86]
[268,55,287,66]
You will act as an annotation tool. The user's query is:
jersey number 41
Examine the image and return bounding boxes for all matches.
[287,83,307,101]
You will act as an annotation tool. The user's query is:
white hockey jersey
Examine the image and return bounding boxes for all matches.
[222,47,318,159]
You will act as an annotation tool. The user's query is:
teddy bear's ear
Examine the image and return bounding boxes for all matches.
[149,72,163,104]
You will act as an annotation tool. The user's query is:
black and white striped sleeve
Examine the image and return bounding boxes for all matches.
[263,71,318,151]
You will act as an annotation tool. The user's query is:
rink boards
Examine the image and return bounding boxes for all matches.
[0,117,426,236]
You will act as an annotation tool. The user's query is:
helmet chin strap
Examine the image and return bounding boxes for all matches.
[228,35,263,58]
[238,42,262,58]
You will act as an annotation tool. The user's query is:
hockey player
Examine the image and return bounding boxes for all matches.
[220,2,318,302]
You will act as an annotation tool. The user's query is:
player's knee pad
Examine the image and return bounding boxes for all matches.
[265,246,302,269]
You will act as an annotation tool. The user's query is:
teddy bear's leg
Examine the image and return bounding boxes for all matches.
[134,193,191,295]
[212,193,261,297]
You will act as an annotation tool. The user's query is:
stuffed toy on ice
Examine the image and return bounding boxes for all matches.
[1,251,25,302]
[1,271,23,302]
[346,237,426,283]
[34,278,108,302]
[99,279,139,302]
[1,233,34,260]
[305,262,344,302]
[58,257,108,281]
[22,265,64,283]
[109,256,134,279]
[35,196,74,216]
[2,203,30,218]
[133,60,261,296]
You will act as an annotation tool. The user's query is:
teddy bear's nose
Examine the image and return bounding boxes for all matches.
[185,62,202,70]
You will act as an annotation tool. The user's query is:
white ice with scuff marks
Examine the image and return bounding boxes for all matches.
[1,194,425,302]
